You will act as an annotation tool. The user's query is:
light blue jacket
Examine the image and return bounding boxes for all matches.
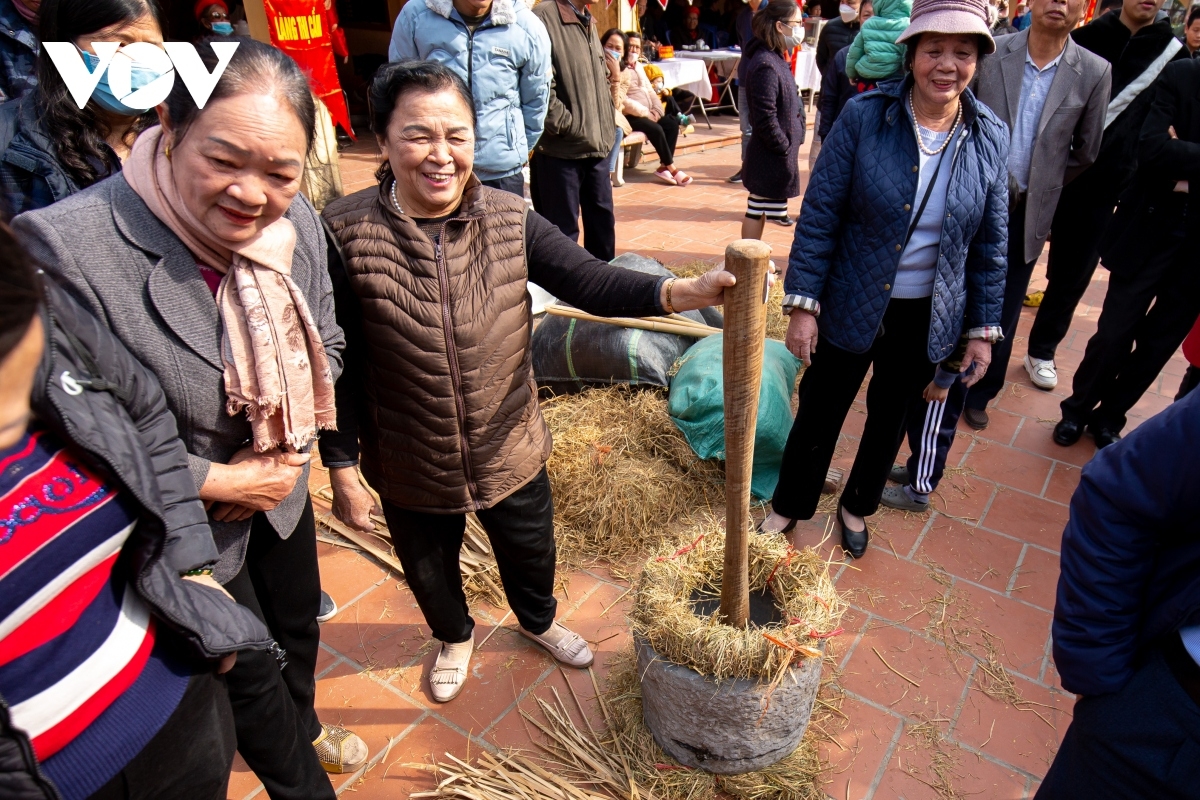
[389,0,551,181]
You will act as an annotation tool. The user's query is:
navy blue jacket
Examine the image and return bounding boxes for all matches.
[818,46,856,141]
[0,0,37,105]
[742,37,806,200]
[1053,390,1200,697]
[784,76,1009,362]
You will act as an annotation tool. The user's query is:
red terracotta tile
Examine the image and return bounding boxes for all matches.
[340,715,471,798]
[870,508,928,560]
[967,409,1023,446]
[917,518,1023,593]
[313,663,425,789]
[560,580,634,659]
[1043,463,1082,506]
[821,695,903,800]
[962,440,1054,496]
[315,541,390,608]
[955,671,1073,777]
[874,728,1028,800]
[929,474,996,525]
[1013,423,1096,468]
[955,583,1052,677]
[994,383,1069,423]
[393,627,554,734]
[839,623,972,720]
[836,549,946,625]
[226,752,262,800]
[319,578,434,670]
[981,490,1070,553]
[1009,547,1060,612]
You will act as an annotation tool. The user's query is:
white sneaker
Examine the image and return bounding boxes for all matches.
[1024,355,1058,390]
[519,621,594,668]
[429,634,474,703]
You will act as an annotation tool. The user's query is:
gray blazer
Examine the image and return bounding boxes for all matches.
[14,175,345,583]
[976,30,1112,263]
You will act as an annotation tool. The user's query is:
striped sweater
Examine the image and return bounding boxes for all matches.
[0,426,190,799]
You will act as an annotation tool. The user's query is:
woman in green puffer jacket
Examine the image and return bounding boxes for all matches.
[845,0,912,81]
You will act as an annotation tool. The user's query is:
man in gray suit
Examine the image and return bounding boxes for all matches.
[962,0,1111,429]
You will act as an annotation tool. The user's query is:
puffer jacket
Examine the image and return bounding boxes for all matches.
[532,0,615,160]
[321,180,550,513]
[845,0,911,81]
[0,696,58,799]
[32,277,273,658]
[784,76,1009,362]
[388,0,551,181]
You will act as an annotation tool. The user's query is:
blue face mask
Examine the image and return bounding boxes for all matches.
[211,21,234,35]
[79,47,167,116]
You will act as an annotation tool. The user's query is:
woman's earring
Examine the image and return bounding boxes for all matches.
[164,142,172,159]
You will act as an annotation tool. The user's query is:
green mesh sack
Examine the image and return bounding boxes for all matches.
[668,335,801,500]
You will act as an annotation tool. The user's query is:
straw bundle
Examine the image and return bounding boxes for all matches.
[670,260,789,342]
[540,387,725,566]
[630,522,845,683]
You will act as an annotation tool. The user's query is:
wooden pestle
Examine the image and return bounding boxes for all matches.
[719,239,771,628]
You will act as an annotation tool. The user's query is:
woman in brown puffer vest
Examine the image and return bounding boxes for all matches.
[320,61,734,704]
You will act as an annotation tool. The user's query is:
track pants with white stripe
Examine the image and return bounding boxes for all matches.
[902,377,968,496]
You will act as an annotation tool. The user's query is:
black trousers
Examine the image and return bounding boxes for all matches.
[380,469,557,644]
[1035,642,1200,800]
[223,500,333,800]
[1027,173,1120,362]
[773,298,937,520]
[1061,207,1200,431]
[529,152,616,262]
[967,199,1037,410]
[89,672,235,800]
[480,173,525,197]
[627,113,680,166]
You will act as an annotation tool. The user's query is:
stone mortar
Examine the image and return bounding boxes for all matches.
[635,636,822,774]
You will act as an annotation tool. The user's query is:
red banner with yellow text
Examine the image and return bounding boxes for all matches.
[262,0,355,139]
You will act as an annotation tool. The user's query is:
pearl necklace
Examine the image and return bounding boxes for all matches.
[390,179,403,213]
[909,90,962,156]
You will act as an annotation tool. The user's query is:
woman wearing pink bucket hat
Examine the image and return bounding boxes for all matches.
[763,0,1008,558]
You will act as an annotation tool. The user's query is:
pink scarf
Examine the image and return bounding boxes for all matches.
[124,126,336,452]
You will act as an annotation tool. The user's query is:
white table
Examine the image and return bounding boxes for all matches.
[674,48,741,80]
[794,48,822,94]
[656,57,712,100]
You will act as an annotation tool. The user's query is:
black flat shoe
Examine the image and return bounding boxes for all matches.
[1053,418,1084,446]
[1089,425,1122,449]
[775,215,795,227]
[837,503,869,559]
[963,407,990,430]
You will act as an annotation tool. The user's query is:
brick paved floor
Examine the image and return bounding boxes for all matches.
[226,122,1185,799]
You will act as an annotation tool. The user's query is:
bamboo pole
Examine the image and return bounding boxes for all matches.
[719,239,771,628]
[543,305,719,338]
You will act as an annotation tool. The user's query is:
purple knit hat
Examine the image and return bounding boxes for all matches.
[897,0,996,54]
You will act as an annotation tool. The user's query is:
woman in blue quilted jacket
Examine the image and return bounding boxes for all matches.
[760,0,1009,558]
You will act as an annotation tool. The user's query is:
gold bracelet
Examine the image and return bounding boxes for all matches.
[665,278,677,313]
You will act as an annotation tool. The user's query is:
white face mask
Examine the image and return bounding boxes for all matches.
[839,3,858,22]
[779,21,802,48]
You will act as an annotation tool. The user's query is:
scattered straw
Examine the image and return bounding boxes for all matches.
[670,260,788,342]
[630,522,844,683]
[541,387,725,566]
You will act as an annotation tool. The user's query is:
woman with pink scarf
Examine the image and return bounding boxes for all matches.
[14,39,377,794]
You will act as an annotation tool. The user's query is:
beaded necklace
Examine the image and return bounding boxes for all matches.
[908,90,962,156]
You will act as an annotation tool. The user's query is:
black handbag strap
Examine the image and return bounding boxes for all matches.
[903,146,949,253]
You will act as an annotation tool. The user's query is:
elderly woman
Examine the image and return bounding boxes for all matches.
[759,0,1008,558]
[741,0,807,235]
[321,61,732,704]
[14,40,368,792]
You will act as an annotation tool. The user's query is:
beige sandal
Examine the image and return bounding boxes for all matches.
[313,723,369,774]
